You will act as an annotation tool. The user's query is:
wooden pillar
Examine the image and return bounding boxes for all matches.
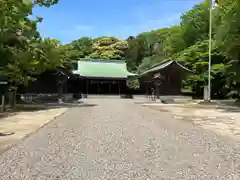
[80,78,83,93]
[156,83,161,99]
[168,75,170,94]
[145,83,148,98]
[155,84,158,99]
[86,79,88,95]
[63,79,67,94]
[146,82,149,99]
[100,81,103,94]
[97,82,99,94]
[145,82,148,99]
[109,83,111,94]
[1,95,5,113]
[118,82,121,95]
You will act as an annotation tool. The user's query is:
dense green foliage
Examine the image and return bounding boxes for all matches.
[0,0,70,87]
[1,0,240,98]
[0,0,70,107]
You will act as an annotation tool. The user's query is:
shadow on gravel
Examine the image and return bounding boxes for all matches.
[216,107,240,113]
[1,94,98,116]
[215,101,240,113]
[14,102,98,112]
[134,101,160,105]
[45,103,98,109]
[0,132,15,137]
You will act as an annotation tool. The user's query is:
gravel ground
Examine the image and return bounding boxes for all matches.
[0,98,240,179]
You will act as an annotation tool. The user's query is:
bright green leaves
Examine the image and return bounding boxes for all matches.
[127,79,140,90]
[87,37,128,60]
[22,0,32,6]
[68,36,129,61]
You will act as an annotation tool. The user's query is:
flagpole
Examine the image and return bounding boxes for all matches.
[208,0,213,101]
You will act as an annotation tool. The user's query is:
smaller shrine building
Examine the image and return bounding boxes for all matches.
[138,60,192,97]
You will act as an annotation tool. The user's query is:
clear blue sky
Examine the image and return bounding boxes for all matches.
[33,0,204,44]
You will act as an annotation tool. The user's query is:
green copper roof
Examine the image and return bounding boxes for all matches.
[73,59,136,78]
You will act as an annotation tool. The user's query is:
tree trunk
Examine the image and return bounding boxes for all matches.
[12,88,17,110]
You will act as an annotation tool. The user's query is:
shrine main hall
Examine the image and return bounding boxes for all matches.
[68,59,136,95]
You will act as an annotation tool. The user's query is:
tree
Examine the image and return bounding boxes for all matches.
[214,0,240,98]
[180,0,210,47]
[162,26,186,57]
[0,0,69,107]
[0,0,38,86]
[71,37,93,59]
[177,40,228,98]
[88,37,128,60]
[125,36,145,71]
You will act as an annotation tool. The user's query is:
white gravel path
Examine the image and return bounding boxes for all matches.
[0,98,240,180]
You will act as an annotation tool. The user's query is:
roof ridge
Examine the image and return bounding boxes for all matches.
[146,59,172,70]
[72,59,135,78]
[80,58,126,63]
[139,60,191,77]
